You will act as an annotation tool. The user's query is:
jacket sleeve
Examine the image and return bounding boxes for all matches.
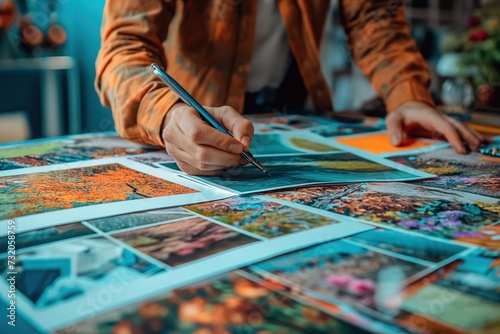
[339,0,435,112]
[96,0,178,146]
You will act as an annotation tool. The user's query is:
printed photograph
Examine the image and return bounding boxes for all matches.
[111,217,258,267]
[127,151,175,168]
[269,182,500,248]
[389,147,500,198]
[348,229,467,264]
[311,124,380,138]
[249,239,428,318]
[250,114,327,129]
[0,237,164,309]
[63,272,369,334]
[86,208,195,233]
[0,135,158,171]
[335,133,436,154]
[401,249,500,333]
[184,196,338,238]
[165,152,424,194]
[250,133,339,155]
[0,163,197,220]
[0,223,95,253]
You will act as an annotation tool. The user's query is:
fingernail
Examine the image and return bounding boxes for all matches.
[390,134,401,146]
[241,136,250,148]
[229,144,242,154]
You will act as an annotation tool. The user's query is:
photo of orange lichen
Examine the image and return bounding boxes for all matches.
[0,135,159,171]
[0,163,197,220]
[112,217,258,267]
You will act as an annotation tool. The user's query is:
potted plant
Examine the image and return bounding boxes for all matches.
[440,0,500,111]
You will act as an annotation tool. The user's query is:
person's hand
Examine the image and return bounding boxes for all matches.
[162,103,254,175]
[386,101,490,154]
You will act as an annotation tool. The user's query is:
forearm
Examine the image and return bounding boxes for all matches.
[96,0,178,146]
[340,0,434,112]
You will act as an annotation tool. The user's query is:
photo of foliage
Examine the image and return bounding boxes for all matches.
[250,239,427,318]
[250,133,339,155]
[0,223,95,253]
[268,183,500,248]
[86,208,194,233]
[0,163,197,220]
[401,249,500,333]
[0,237,163,309]
[389,147,500,198]
[348,229,466,264]
[0,135,158,171]
[112,218,258,267]
[311,124,379,138]
[170,152,422,194]
[65,272,369,334]
[184,197,338,238]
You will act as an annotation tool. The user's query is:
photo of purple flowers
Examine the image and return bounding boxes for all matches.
[268,182,500,248]
[388,147,500,199]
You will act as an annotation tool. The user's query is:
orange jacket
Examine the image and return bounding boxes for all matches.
[96,0,434,146]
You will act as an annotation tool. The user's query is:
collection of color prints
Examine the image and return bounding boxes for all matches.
[0,116,498,334]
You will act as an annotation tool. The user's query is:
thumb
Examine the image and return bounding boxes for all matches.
[209,106,254,150]
[386,112,405,146]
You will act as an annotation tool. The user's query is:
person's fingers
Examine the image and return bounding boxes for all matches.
[430,115,466,154]
[178,107,248,154]
[446,117,482,151]
[385,112,405,146]
[166,145,231,175]
[208,106,255,150]
[166,127,244,169]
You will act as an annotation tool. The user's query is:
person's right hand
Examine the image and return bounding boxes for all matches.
[162,102,254,175]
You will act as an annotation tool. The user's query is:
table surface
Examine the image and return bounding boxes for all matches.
[0,116,499,334]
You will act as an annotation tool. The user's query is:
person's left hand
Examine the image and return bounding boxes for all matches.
[386,101,490,154]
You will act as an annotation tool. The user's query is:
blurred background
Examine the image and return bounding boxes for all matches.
[0,0,499,143]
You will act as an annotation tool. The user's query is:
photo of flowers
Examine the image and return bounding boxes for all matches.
[268,182,500,248]
[111,217,258,267]
[86,207,194,233]
[0,237,163,309]
[0,134,158,171]
[0,163,198,220]
[166,152,426,194]
[64,272,368,334]
[249,238,429,319]
[184,196,338,238]
[388,147,500,198]
[0,222,95,253]
[401,249,500,333]
[250,132,339,155]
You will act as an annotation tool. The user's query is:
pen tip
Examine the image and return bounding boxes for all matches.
[265,171,272,177]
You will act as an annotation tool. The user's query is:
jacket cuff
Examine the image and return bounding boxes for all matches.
[385,80,435,112]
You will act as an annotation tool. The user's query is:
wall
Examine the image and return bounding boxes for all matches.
[59,0,112,133]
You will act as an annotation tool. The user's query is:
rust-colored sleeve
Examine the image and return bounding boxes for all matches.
[96,0,178,146]
[339,0,435,112]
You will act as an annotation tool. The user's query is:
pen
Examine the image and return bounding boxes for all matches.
[151,63,271,177]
